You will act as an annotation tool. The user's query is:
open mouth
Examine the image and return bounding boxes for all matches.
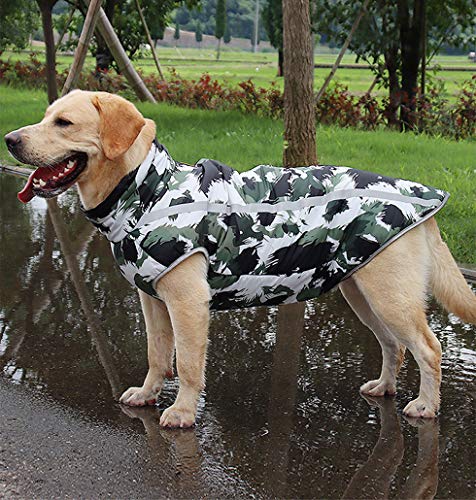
[17,153,88,203]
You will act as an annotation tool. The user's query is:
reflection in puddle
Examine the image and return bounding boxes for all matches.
[343,396,439,500]
[0,173,475,498]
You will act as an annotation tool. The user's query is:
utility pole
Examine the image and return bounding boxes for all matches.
[253,0,260,53]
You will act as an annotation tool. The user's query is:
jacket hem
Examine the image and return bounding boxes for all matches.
[151,247,211,293]
[342,191,450,283]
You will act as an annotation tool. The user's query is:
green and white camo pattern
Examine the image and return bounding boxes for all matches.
[83,141,448,310]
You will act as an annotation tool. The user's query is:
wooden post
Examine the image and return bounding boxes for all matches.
[316,0,370,101]
[135,0,165,81]
[62,0,102,96]
[367,74,380,95]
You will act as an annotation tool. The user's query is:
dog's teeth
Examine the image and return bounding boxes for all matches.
[58,172,64,178]
[39,179,46,187]
[67,160,75,168]
[33,179,40,186]
[52,176,58,180]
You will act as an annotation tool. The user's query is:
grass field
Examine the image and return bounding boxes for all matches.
[3,48,475,99]
[0,85,475,263]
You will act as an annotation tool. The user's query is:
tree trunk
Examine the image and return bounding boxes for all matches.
[384,46,401,128]
[62,0,102,96]
[38,0,58,104]
[316,0,370,101]
[277,48,283,77]
[419,0,426,97]
[282,0,317,166]
[397,0,424,130]
[95,0,116,76]
[216,38,221,61]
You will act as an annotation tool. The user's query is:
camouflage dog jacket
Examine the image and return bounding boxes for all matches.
[83,140,448,310]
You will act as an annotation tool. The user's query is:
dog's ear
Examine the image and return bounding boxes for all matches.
[92,94,145,160]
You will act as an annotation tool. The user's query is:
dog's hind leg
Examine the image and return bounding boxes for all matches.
[120,291,175,406]
[351,227,442,418]
[340,277,406,396]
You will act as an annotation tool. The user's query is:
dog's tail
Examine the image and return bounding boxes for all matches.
[426,218,476,324]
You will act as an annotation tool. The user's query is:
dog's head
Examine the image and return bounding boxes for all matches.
[4,90,152,203]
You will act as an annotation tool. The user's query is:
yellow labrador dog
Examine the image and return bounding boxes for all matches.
[5,90,476,428]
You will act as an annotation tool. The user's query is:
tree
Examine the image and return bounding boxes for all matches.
[215,0,226,60]
[150,20,166,48]
[175,0,266,41]
[314,1,403,126]
[273,1,317,454]
[174,22,180,46]
[54,6,84,53]
[397,0,425,129]
[135,0,165,80]
[150,22,165,47]
[77,0,199,73]
[316,0,370,101]
[0,1,39,51]
[283,0,317,166]
[36,0,59,104]
[195,21,203,47]
[262,0,283,76]
[224,20,231,44]
[313,0,476,129]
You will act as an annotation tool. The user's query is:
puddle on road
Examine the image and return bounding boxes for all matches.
[0,173,475,498]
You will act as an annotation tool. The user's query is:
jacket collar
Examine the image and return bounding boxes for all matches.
[82,139,172,241]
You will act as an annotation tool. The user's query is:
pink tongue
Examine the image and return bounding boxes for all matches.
[17,170,37,203]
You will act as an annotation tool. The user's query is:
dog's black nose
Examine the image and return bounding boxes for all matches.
[4,132,22,150]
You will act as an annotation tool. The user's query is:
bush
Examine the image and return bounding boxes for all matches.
[0,53,474,140]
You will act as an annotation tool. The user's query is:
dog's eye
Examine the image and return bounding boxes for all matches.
[55,118,73,127]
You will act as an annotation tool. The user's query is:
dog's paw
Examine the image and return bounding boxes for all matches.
[119,386,158,407]
[360,379,396,396]
[159,404,195,428]
[403,398,437,419]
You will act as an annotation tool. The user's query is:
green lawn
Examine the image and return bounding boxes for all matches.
[3,48,474,99]
[1,85,475,263]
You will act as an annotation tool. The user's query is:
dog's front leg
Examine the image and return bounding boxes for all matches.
[157,253,210,428]
[120,291,174,406]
